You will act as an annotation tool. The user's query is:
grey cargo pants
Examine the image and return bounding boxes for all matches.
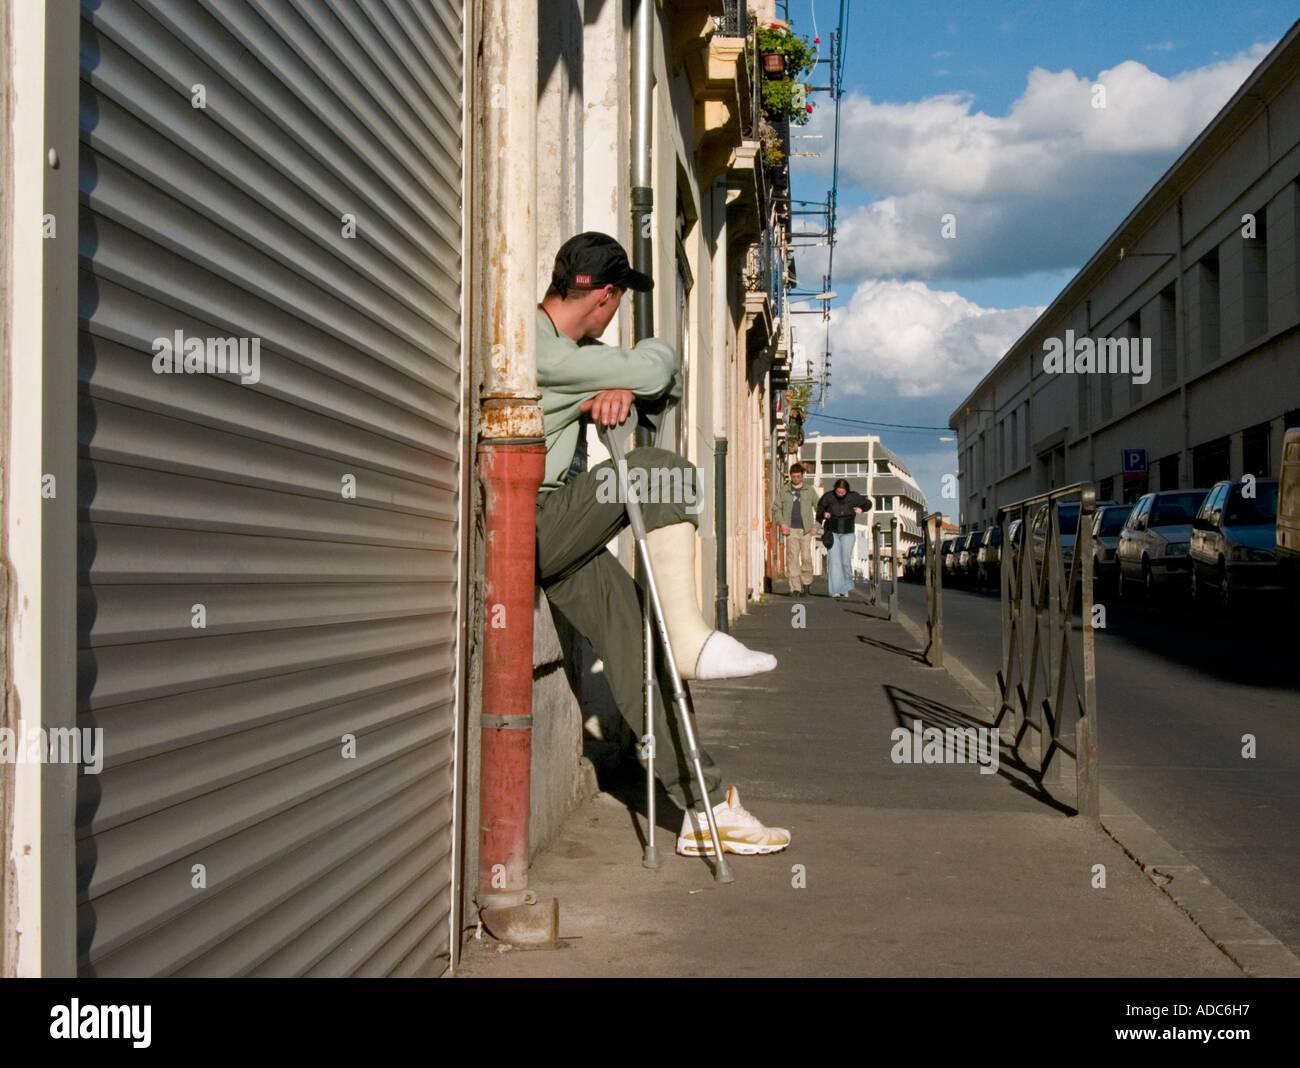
[536,446,724,811]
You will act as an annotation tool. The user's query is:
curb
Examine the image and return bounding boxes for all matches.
[891,601,1300,978]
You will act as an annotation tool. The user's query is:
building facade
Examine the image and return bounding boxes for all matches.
[952,23,1300,530]
[2,0,794,975]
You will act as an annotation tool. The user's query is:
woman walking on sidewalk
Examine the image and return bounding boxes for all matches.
[818,479,872,598]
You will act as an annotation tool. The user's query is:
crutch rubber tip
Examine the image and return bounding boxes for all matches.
[714,859,736,884]
[643,845,660,868]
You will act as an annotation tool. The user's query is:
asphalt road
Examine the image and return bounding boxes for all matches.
[896,575,1300,955]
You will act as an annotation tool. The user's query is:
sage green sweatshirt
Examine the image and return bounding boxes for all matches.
[536,307,681,491]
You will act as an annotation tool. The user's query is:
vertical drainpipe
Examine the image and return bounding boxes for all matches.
[713,184,730,630]
[631,0,654,389]
[715,440,729,630]
[629,0,658,747]
[474,0,557,946]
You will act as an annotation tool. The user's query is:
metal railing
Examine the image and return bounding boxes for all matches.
[923,513,944,666]
[720,0,747,38]
[863,515,900,617]
[756,225,785,317]
[995,484,1100,819]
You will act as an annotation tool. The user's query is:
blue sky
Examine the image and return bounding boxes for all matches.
[777,0,1298,513]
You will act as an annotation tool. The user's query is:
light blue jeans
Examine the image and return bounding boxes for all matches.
[827,531,855,595]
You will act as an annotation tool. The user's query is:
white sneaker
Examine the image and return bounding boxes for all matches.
[676,786,791,856]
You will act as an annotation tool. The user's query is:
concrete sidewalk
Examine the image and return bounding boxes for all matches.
[458,581,1242,977]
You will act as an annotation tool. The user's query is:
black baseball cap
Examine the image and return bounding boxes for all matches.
[552,231,653,292]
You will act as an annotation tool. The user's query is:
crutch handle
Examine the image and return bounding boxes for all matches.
[596,418,649,541]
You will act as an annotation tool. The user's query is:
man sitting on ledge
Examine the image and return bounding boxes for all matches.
[535,231,789,857]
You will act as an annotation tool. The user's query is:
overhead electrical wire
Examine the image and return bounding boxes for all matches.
[805,412,953,433]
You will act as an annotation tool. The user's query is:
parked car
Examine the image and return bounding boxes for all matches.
[1116,489,1208,599]
[1006,518,1024,560]
[946,534,969,584]
[977,525,1003,588]
[1029,500,1080,580]
[962,530,987,584]
[1279,427,1300,589]
[1090,503,1134,595]
[1030,498,1119,585]
[958,531,982,583]
[939,537,956,579]
[1189,478,1282,607]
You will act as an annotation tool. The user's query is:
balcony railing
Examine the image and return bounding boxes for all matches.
[756,227,784,317]
[719,0,747,38]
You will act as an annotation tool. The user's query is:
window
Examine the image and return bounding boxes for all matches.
[1225,481,1278,525]
[1128,496,1151,532]
[1243,206,1267,342]
[1204,483,1228,527]
[1193,436,1230,486]
[1242,422,1271,477]
[1151,492,1204,527]
[1098,345,1113,423]
[875,460,891,474]
[1159,285,1177,389]
[1197,248,1220,366]
[1098,476,1114,503]
[875,496,890,511]
[1159,452,1179,491]
[1127,312,1143,410]
[1098,505,1132,536]
[1122,475,1148,504]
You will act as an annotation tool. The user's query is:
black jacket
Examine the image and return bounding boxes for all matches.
[817,490,873,534]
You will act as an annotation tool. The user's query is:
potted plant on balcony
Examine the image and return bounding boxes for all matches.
[755,23,817,125]
[786,382,811,448]
[757,116,783,169]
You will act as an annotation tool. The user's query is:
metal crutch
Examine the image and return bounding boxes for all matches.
[598,422,734,883]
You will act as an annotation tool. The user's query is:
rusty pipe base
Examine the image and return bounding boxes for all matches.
[480,897,560,948]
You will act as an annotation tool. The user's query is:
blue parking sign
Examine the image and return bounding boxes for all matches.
[1122,448,1147,473]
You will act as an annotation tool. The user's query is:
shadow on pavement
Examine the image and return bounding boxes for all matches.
[884,684,1077,816]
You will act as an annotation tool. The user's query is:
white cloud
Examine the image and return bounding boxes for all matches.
[795,43,1274,283]
[825,280,1044,400]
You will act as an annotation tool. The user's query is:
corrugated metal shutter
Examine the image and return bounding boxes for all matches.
[75,0,464,976]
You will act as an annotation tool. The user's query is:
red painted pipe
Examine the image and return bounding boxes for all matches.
[477,440,546,901]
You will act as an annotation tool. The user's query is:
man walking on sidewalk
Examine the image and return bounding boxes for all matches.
[773,462,820,595]
[535,231,790,858]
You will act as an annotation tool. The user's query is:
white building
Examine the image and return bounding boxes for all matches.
[794,434,929,577]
